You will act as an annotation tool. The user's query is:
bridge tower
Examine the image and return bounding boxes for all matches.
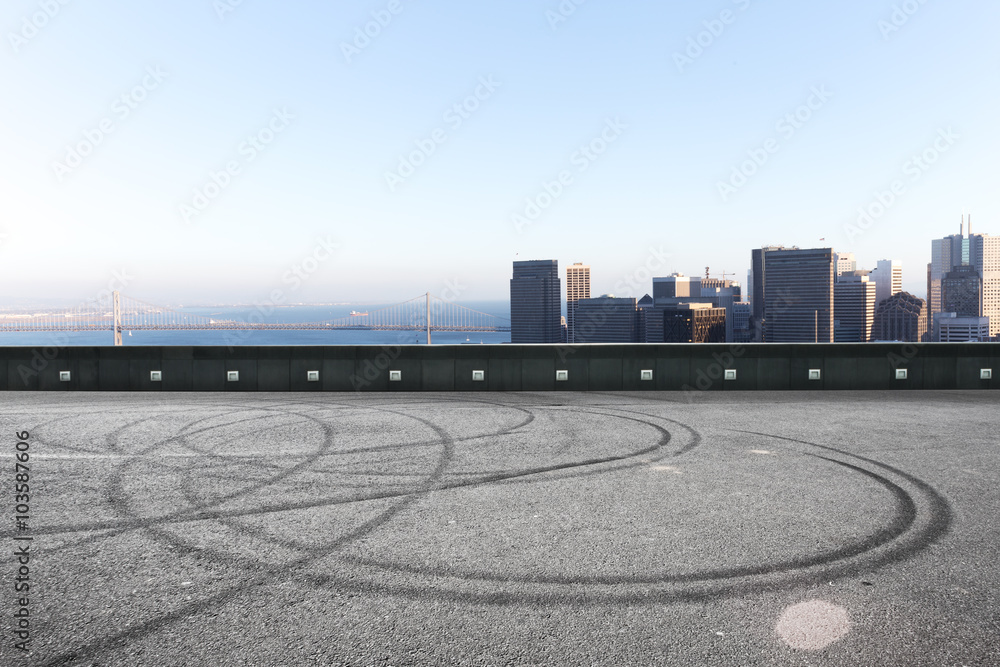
[426,292,431,345]
[113,290,123,346]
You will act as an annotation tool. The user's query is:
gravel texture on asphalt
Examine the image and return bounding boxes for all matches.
[1,390,998,666]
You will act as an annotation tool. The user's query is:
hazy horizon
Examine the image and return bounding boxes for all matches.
[3,1,997,305]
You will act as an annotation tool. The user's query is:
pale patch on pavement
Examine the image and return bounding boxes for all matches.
[775,600,851,650]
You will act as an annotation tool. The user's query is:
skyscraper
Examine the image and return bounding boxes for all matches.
[929,217,1000,338]
[655,274,742,341]
[929,220,972,316]
[761,247,834,342]
[573,296,638,342]
[750,245,784,341]
[833,271,876,342]
[510,260,561,343]
[653,274,698,300]
[869,259,902,308]
[662,303,726,343]
[941,265,980,316]
[834,252,856,278]
[698,279,742,343]
[565,263,591,344]
[970,233,1000,338]
[873,292,927,342]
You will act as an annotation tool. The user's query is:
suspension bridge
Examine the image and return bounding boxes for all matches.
[0,292,510,345]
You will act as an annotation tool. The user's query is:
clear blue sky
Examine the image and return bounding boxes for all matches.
[2,0,997,305]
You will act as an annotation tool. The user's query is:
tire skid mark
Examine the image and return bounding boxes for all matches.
[28,397,951,664]
[343,453,916,586]
[174,403,451,558]
[42,405,459,667]
[179,402,676,562]
[28,411,668,537]
[20,402,674,539]
[300,430,949,605]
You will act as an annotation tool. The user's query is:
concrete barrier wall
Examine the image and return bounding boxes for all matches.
[1,343,998,391]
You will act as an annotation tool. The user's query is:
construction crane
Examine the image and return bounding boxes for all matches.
[705,267,738,281]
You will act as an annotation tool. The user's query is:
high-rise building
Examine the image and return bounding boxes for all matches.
[510,260,561,343]
[869,259,902,308]
[929,219,973,316]
[653,274,698,300]
[761,247,834,342]
[833,271,876,342]
[698,280,742,342]
[941,265,981,317]
[834,252,856,278]
[929,217,1000,337]
[655,274,742,341]
[970,232,1000,337]
[662,303,726,343]
[930,224,974,343]
[935,313,990,342]
[731,302,752,342]
[565,263,591,344]
[750,245,785,341]
[573,296,639,342]
[872,292,927,342]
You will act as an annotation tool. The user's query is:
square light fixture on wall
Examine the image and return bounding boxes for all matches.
[640,369,653,381]
[227,371,239,382]
[555,370,569,382]
[472,370,485,382]
[724,369,737,381]
[306,370,320,382]
[150,370,162,382]
[389,370,402,382]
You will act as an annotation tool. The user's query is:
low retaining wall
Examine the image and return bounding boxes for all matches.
[1,343,997,391]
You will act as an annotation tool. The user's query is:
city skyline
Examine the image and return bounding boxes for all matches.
[0,228,984,310]
[2,2,998,305]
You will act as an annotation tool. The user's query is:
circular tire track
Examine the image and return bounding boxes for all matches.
[13,397,951,665]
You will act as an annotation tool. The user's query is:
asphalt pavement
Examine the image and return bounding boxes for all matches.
[1,390,998,666]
